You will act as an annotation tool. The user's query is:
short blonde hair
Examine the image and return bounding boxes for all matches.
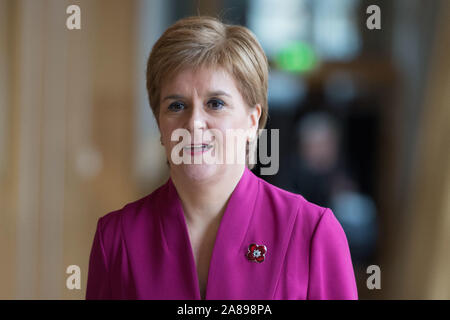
[146,16,269,169]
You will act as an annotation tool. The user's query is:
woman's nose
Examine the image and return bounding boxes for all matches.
[185,102,207,132]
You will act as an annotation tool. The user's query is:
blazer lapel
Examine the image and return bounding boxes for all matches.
[205,167,299,299]
[121,178,200,299]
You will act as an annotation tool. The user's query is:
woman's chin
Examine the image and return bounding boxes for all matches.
[175,163,220,182]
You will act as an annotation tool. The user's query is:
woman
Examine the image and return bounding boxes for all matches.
[86,16,358,300]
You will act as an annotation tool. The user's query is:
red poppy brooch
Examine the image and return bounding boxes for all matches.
[246,243,267,263]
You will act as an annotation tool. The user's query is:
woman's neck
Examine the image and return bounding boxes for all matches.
[170,165,245,227]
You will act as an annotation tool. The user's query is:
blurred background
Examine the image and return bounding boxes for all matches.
[1,0,449,299]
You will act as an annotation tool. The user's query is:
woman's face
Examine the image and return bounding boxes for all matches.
[158,66,261,182]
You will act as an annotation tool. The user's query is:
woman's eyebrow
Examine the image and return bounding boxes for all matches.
[207,90,232,98]
[162,94,185,101]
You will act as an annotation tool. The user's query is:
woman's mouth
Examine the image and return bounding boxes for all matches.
[183,143,213,155]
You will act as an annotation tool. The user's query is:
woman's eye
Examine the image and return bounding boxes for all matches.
[168,102,185,112]
[207,99,225,110]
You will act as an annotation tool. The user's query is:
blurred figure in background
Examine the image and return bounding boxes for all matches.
[283,111,377,265]
[287,112,344,207]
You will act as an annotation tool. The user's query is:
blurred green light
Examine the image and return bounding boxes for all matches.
[276,42,317,72]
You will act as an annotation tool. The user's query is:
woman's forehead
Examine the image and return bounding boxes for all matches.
[161,66,239,96]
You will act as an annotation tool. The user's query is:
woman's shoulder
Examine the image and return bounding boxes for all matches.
[257,176,329,221]
[96,182,167,237]
[255,176,341,241]
[257,177,348,253]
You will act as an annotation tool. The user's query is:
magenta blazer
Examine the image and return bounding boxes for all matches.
[86,167,358,300]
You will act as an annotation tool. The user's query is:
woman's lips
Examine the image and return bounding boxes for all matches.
[183,143,213,155]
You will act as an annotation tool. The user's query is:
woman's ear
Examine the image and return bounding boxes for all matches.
[248,104,262,140]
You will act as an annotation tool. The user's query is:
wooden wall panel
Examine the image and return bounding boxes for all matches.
[0,0,140,299]
[396,1,450,299]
